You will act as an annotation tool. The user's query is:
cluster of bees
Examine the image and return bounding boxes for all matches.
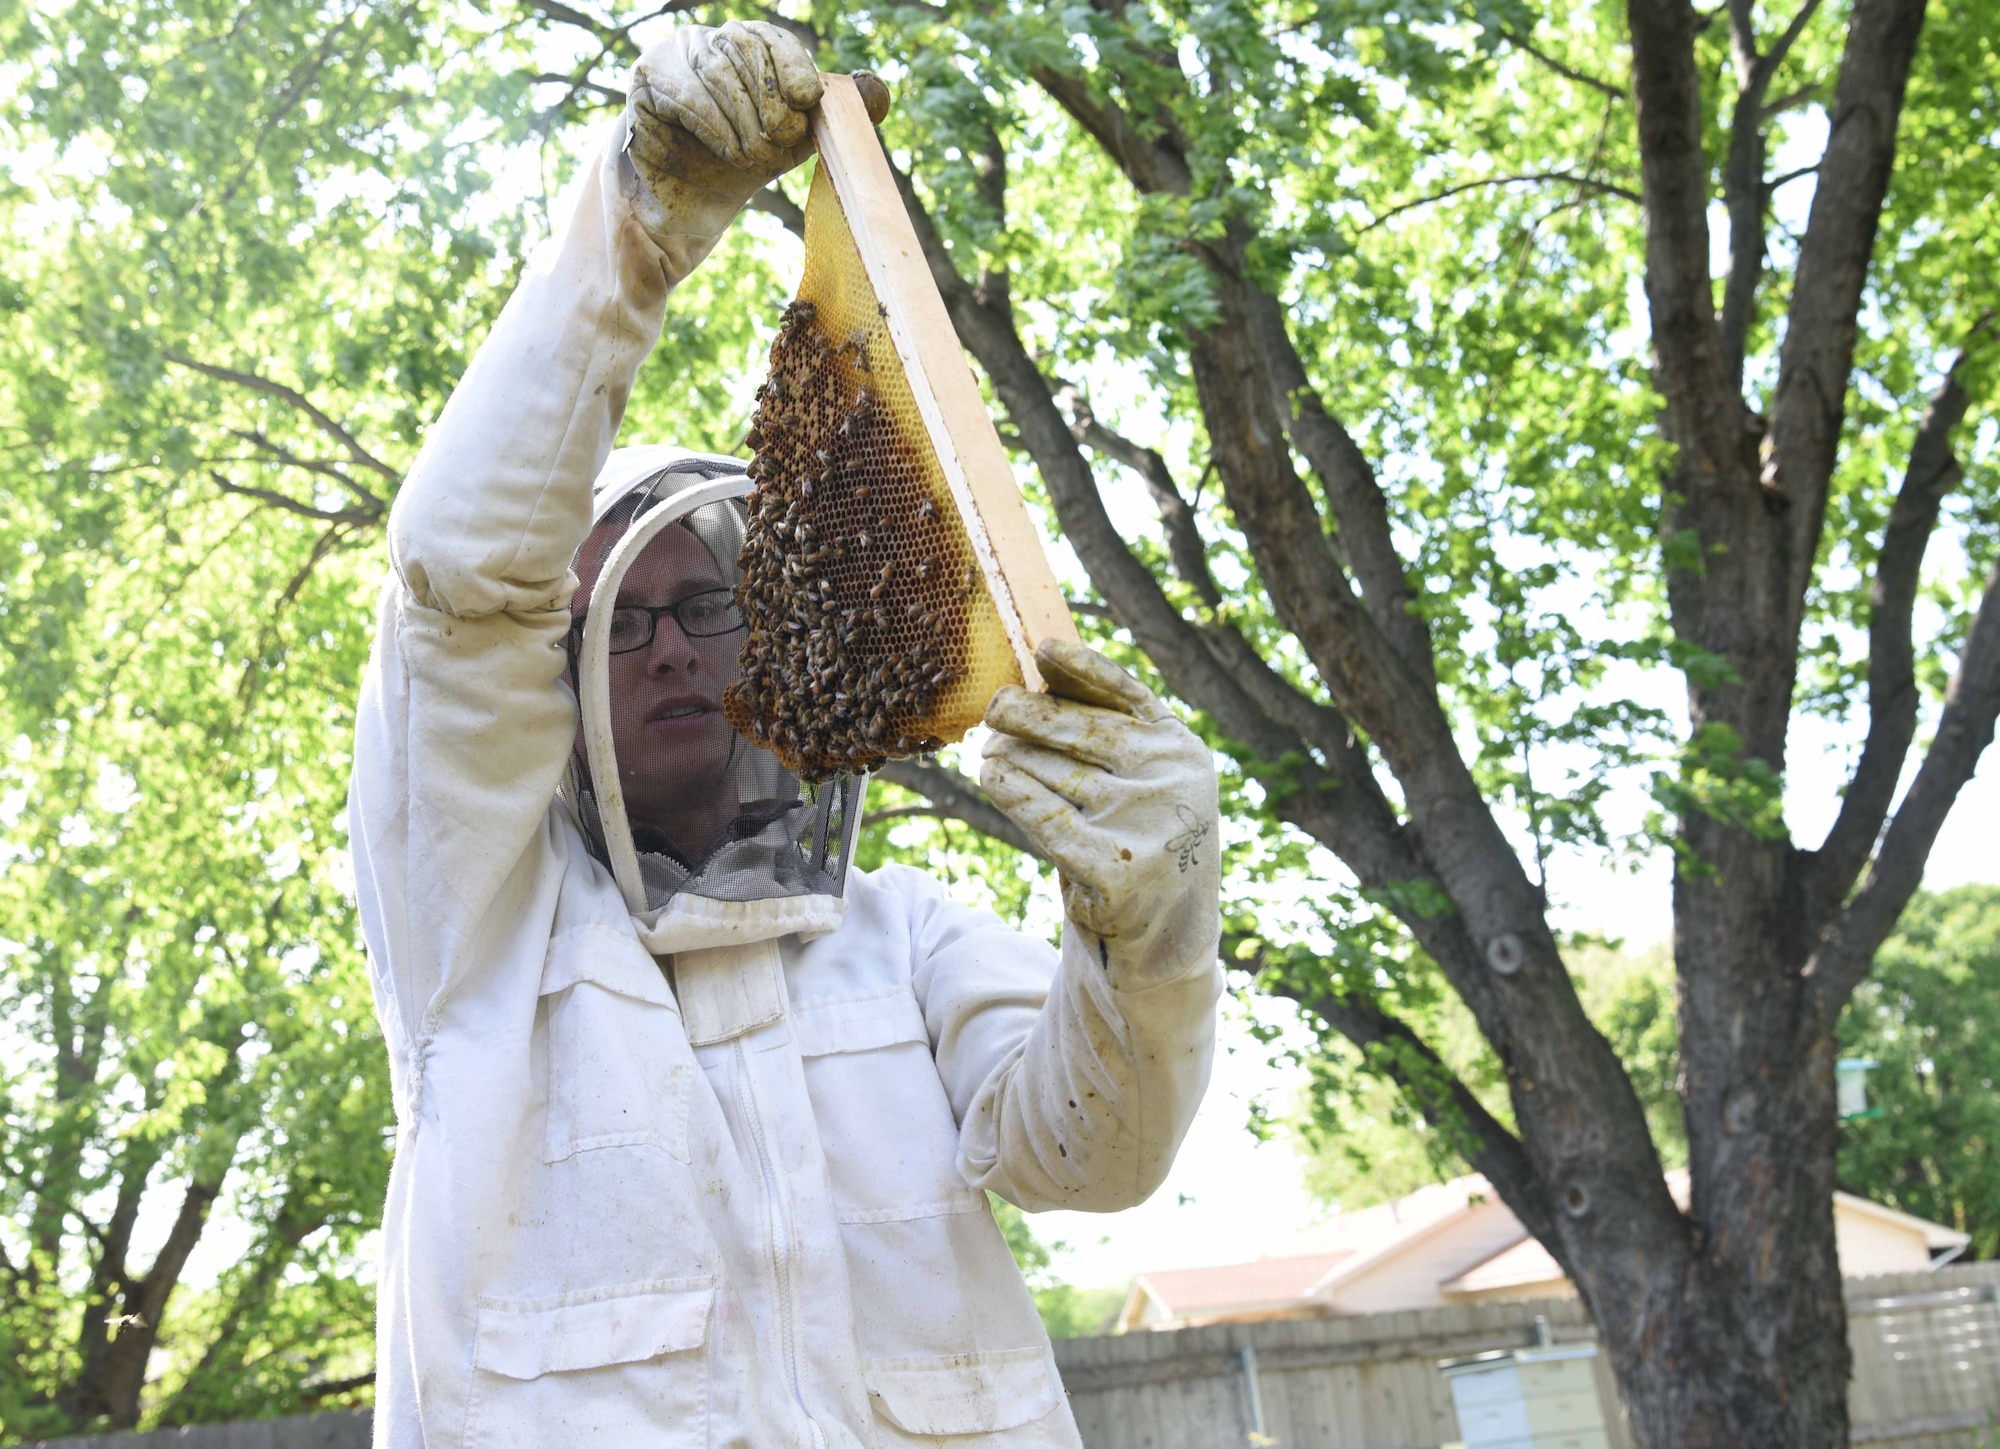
[722,299,974,783]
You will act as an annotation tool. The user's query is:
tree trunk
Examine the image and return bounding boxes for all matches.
[1586,1004,1850,1446]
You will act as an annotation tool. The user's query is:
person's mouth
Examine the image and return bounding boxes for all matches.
[649,698,716,724]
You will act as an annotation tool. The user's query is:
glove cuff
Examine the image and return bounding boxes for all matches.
[618,126,749,287]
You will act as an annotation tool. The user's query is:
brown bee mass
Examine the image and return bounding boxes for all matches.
[723,298,972,781]
[724,159,1031,783]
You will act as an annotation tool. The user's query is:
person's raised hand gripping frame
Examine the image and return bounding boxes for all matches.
[623,20,890,249]
[982,639,1222,981]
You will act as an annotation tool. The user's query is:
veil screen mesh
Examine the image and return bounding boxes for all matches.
[723,163,1022,782]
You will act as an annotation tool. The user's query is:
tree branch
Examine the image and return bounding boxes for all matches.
[1767,0,1931,619]
[747,182,806,239]
[1626,0,1743,482]
[1058,392,1222,609]
[1807,332,1985,917]
[298,1371,377,1403]
[1503,32,1628,99]
[1240,287,1443,695]
[1759,83,1821,120]
[1288,983,1570,1264]
[1764,0,1828,78]
[531,71,625,104]
[165,353,399,484]
[1027,64,1193,197]
[885,153,1325,761]
[882,149,1499,1012]
[1718,0,1826,382]
[1027,26,1685,1293]
[90,1165,228,1425]
[131,1176,223,1331]
[203,12,355,218]
[516,0,626,47]
[157,1185,328,1422]
[239,523,358,709]
[1359,171,1641,233]
[1807,552,2000,1022]
[210,473,379,526]
[226,428,385,514]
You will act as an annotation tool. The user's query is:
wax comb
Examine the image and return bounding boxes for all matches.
[724,73,1077,782]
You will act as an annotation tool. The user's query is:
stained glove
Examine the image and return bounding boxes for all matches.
[982,640,1222,985]
[623,22,888,278]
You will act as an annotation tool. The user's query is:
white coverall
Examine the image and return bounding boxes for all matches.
[347,115,1222,1448]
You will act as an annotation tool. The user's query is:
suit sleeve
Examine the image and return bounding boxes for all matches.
[346,127,682,1061]
[899,868,1222,1214]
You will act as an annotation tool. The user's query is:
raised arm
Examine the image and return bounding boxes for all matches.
[348,23,828,1058]
[917,641,1224,1211]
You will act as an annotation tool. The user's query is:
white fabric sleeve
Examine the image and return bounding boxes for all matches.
[896,867,1223,1214]
[347,125,690,1055]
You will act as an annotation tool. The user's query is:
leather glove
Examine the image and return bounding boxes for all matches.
[622,22,887,278]
[982,640,1222,981]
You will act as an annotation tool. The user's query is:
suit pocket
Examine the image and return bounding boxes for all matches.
[865,1347,1064,1439]
[541,925,693,1163]
[797,986,1050,1388]
[464,1277,713,1447]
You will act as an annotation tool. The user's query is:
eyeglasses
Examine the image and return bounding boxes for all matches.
[575,589,747,655]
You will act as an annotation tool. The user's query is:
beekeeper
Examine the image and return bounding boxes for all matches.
[348,20,1221,1449]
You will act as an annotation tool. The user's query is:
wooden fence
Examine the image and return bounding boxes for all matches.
[1049,1260,2000,1449]
[26,1262,2000,1449]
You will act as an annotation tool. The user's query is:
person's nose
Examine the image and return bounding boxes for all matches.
[644,612,701,675]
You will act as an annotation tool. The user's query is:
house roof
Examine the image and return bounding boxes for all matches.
[1299,1175,1505,1304]
[1831,1190,1971,1251]
[1438,1233,1560,1296]
[1122,1171,1972,1330]
[1127,1251,1354,1323]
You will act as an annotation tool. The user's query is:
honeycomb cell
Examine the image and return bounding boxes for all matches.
[723,163,1023,782]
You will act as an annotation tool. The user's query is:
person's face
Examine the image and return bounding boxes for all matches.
[571,521,744,847]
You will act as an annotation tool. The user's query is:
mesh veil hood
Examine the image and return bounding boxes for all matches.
[565,445,865,952]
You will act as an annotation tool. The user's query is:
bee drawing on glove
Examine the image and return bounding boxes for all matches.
[1165,804,1209,872]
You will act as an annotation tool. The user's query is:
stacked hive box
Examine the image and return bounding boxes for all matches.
[1442,1344,1612,1449]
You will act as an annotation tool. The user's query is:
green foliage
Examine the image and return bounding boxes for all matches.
[1295,1072,1469,1211]
[1293,938,1685,1204]
[1297,899,2000,1258]
[4,0,1997,1428]
[1838,886,2000,1260]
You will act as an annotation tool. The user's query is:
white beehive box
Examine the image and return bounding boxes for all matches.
[1440,1343,1610,1449]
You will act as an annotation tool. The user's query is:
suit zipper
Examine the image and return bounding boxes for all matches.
[735,1037,825,1449]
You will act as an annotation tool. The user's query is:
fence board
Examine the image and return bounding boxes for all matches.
[1046,1262,2000,1449]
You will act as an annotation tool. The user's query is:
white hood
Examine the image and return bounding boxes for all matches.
[568,446,865,953]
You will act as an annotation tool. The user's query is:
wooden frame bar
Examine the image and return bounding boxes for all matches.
[809,74,1079,691]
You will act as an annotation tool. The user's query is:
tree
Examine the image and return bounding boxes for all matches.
[818,1,2000,1441]
[1838,886,2000,1259]
[0,0,533,1431]
[4,0,1997,1444]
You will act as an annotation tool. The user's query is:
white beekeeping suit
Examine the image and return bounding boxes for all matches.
[348,22,1221,1449]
